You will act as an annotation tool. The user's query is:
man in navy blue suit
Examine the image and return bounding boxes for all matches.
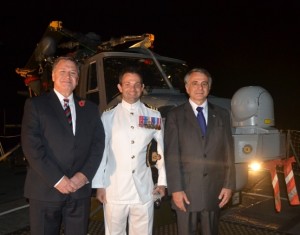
[21,56,105,235]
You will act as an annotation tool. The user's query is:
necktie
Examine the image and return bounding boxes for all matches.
[196,106,206,136]
[63,99,72,126]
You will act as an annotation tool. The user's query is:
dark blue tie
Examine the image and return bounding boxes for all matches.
[196,107,206,136]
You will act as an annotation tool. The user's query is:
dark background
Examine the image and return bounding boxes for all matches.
[1,1,300,131]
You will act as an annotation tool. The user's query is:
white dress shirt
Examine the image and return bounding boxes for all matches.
[189,98,208,125]
[54,89,76,135]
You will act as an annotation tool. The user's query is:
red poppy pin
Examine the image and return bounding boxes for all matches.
[78,100,86,107]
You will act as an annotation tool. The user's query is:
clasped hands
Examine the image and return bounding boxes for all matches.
[55,172,88,194]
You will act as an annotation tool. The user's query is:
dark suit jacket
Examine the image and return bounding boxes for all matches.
[164,101,235,211]
[21,90,105,201]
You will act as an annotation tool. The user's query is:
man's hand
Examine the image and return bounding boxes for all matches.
[172,191,190,212]
[153,185,166,198]
[70,172,88,189]
[55,176,77,194]
[96,188,107,204]
[218,188,232,208]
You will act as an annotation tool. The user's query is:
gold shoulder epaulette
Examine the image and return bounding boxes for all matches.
[104,104,117,112]
[144,103,158,111]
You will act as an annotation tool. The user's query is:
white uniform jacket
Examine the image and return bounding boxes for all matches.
[92,100,167,204]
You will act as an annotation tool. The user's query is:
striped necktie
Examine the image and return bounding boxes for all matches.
[196,106,206,136]
[63,99,72,126]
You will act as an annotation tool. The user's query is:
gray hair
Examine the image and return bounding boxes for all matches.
[184,68,212,87]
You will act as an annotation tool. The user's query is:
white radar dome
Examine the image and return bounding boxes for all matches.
[231,86,275,128]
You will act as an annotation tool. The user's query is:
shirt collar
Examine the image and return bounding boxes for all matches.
[121,99,140,111]
[54,89,74,105]
[189,99,208,115]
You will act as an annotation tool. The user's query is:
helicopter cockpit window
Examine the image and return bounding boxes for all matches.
[86,61,99,105]
[103,56,188,104]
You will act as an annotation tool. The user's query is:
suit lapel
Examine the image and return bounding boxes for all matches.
[206,102,217,136]
[184,103,204,138]
[74,97,84,135]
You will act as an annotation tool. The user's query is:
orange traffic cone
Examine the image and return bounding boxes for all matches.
[264,159,282,212]
[282,156,300,206]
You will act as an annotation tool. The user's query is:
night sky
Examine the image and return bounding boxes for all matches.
[1,1,300,129]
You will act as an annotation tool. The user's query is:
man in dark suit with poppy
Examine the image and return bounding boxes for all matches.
[21,56,105,235]
[164,68,235,235]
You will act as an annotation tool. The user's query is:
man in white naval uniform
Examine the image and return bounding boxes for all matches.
[92,66,167,235]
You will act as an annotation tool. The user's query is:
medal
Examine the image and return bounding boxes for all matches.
[139,116,161,129]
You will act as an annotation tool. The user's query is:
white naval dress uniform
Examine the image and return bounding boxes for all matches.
[92,99,167,235]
